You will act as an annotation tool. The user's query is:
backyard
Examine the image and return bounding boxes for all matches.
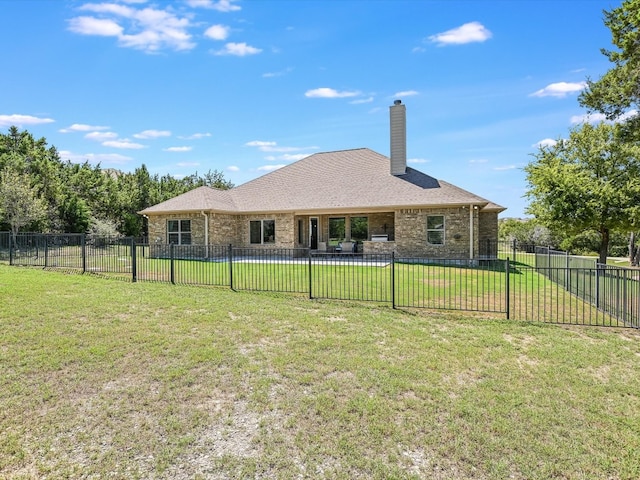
[1,264,639,479]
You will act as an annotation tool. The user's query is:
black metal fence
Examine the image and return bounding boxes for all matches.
[1,233,638,329]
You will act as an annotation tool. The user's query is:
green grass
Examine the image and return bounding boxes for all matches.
[4,246,628,326]
[1,264,639,479]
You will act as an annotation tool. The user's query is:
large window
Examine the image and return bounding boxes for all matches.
[167,219,191,245]
[250,220,275,244]
[350,216,368,241]
[427,215,444,245]
[328,217,345,246]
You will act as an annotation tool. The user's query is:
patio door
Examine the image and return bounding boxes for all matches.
[310,217,318,249]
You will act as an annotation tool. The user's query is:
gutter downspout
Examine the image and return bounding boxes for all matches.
[201,211,209,248]
[142,214,149,241]
[469,204,474,260]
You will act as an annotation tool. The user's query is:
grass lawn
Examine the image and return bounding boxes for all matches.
[1,265,639,479]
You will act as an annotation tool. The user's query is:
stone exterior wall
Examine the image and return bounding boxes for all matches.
[145,208,499,258]
[394,207,479,258]
[368,213,395,240]
[478,211,499,242]
[209,213,240,245]
[146,213,206,245]
[236,213,296,248]
[362,241,396,255]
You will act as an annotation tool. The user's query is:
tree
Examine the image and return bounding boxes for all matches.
[498,218,559,247]
[59,194,91,233]
[580,0,640,128]
[525,121,640,264]
[0,169,47,247]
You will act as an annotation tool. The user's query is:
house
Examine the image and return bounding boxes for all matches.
[139,100,505,258]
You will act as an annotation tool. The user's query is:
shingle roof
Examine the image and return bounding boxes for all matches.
[139,148,505,215]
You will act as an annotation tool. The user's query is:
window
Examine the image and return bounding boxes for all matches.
[298,219,304,244]
[427,215,444,245]
[167,219,191,245]
[350,216,368,241]
[250,220,275,244]
[328,217,346,246]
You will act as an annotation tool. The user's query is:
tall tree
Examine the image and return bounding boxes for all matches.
[525,122,640,264]
[0,170,47,246]
[579,0,640,126]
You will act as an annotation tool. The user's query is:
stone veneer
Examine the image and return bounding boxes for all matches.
[394,207,480,258]
[147,213,206,245]
[146,207,498,258]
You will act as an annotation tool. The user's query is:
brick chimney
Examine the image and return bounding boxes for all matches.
[389,99,406,176]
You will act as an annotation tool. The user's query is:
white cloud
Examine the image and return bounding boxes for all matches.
[570,113,605,124]
[68,16,123,36]
[179,132,212,139]
[246,140,276,148]
[468,158,488,164]
[280,153,311,161]
[493,165,517,171]
[204,24,230,40]
[534,138,558,148]
[164,146,192,152]
[570,109,639,125]
[68,4,195,53]
[59,150,132,165]
[262,67,294,78]
[408,158,430,164]
[227,165,239,171]
[530,81,587,98]
[393,90,419,98]
[246,141,318,153]
[60,123,110,133]
[428,22,492,46]
[305,87,360,98]
[186,0,241,12]
[133,129,171,139]
[350,97,374,104]
[85,131,118,141]
[213,42,262,56]
[264,154,308,161]
[103,140,146,149]
[0,114,54,127]
[257,164,285,172]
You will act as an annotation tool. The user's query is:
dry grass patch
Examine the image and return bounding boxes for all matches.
[1,265,640,479]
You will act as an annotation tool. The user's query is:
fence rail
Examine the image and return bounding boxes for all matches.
[1,234,637,329]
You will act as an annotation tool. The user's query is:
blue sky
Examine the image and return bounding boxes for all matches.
[0,0,620,218]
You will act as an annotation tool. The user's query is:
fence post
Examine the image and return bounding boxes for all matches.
[595,261,600,309]
[228,244,234,290]
[9,235,13,265]
[391,251,396,309]
[308,249,313,299]
[44,236,49,268]
[170,243,175,285]
[566,250,570,292]
[82,234,86,274]
[623,268,628,324]
[131,237,137,283]
[505,257,510,320]
[512,239,517,263]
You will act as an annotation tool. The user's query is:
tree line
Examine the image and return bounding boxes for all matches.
[0,126,232,241]
[525,0,640,265]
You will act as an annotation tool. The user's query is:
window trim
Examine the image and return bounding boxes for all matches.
[426,215,445,246]
[250,219,276,245]
[167,219,192,245]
